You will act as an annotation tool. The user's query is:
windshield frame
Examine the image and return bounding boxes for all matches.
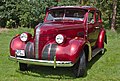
[45,8,87,22]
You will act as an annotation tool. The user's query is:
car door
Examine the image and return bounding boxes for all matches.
[87,11,100,48]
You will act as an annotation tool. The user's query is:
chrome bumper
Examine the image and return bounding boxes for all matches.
[9,56,74,67]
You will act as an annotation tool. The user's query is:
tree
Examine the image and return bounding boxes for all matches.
[0,0,17,27]
[111,0,117,32]
[0,0,119,29]
[116,0,120,29]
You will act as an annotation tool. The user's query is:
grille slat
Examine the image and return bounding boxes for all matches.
[50,44,57,60]
[42,44,50,60]
[25,42,34,59]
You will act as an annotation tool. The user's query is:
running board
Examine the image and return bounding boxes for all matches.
[92,48,104,57]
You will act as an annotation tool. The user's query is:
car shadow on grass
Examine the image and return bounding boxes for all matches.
[17,66,75,80]
[16,49,107,80]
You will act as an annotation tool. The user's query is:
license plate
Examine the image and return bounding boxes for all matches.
[15,50,25,56]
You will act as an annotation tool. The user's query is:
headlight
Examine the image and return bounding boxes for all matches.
[20,33,28,42]
[55,34,64,44]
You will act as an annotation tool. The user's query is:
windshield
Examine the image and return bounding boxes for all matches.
[47,8,86,21]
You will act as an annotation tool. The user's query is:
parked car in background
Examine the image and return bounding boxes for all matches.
[9,6,107,77]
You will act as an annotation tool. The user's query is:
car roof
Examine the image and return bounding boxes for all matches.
[49,6,98,11]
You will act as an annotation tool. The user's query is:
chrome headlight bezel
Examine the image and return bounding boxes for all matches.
[55,34,64,44]
[20,33,28,42]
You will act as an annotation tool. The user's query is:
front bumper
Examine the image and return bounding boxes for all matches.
[9,56,74,67]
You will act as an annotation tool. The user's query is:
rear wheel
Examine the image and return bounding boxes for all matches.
[73,50,86,77]
[19,63,28,71]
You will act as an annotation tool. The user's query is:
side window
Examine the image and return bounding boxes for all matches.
[88,12,95,24]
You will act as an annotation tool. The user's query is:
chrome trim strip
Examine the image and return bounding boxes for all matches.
[35,23,43,59]
[9,56,74,67]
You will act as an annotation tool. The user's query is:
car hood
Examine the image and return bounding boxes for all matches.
[34,21,85,60]
[40,21,84,31]
[35,21,85,40]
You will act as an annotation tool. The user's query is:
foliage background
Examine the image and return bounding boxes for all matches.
[0,0,119,29]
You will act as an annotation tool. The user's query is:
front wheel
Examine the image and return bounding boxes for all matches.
[73,50,86,77]
[19,63,28,71]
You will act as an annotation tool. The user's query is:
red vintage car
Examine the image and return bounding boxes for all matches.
[9,6,107,77]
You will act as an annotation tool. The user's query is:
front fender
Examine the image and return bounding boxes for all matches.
[55,38,86,63]
[10,35,26,56]
[10,33,33,57]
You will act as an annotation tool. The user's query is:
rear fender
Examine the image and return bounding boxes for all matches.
[97,28,106,48]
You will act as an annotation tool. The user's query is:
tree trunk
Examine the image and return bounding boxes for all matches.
[108,14,111,28]
[111,0,117,32]
[79,0,84,5]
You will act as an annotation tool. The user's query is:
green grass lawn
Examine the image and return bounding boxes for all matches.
[0,28,120,81]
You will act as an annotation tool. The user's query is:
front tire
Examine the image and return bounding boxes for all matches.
[19,63,28,71]
[73,50,86,77]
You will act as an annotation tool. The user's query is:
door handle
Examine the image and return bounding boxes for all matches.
[95,27,100,29]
